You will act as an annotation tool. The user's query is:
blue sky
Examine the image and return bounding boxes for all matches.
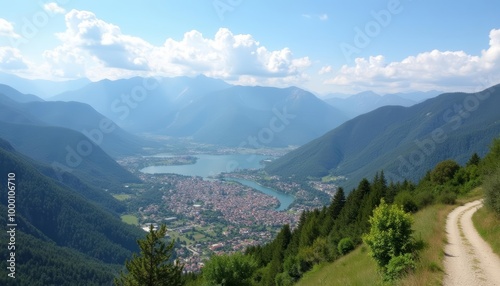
[0,0,499,94]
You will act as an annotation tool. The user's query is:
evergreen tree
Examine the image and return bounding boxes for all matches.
[115,224,183,286]
[328,187,346,221]
[466,152,481,167]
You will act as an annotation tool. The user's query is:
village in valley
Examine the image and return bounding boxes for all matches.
[115,152,338,272]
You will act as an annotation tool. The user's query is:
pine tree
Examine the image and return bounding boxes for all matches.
[114,224,183,286]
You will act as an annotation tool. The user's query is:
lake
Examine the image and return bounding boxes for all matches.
[141,154,270,177]
[141,153,295,211]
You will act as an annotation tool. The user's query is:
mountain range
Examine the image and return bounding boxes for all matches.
[323,90,442,118]
[266,84,500,190]
[50,76,348,147]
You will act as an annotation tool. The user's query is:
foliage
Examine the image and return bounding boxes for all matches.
[384,253,416,281]
[483,167,500,215]
[337,237,355,255]
[363,200,415,279]
[482,138,500,215]
[202,253,257,286]
[430,160,461,185]
[115,224,183,286]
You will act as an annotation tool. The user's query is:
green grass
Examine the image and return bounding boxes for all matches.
[297,202,458,286]
[296,245,382,286]
[113,194,131,201]
[121,214,139,225]
[472,206,500,257]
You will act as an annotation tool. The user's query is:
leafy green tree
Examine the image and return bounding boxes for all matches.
[363,200,415,274]
[202,253,257,286]
[430,160,461,184]
[115,224,183,286]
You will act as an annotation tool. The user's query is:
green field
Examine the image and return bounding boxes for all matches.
[121,214,139,225]
[113,194,131,201]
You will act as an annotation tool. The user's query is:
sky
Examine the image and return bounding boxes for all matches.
[0,0,499,95]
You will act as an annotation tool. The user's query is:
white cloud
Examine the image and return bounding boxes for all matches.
[302,14,328,21]
[0,47,28,70]
[318,65,333,75]
[0,18,20,38]
[42,9,310,84]
[319,14,328,21]
[325,29,500,93]
[43,2,66,14]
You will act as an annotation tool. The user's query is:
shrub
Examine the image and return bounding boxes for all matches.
[384,253,416,281]
[363,200,415,269]
[337,237,355,255]
[483,167,500,215]
[437,191,457,205]
[394,191,418,213]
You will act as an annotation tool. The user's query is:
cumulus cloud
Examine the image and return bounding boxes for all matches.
[0,47,28,70]
[0,18,20,38]
[42,9,310,84]
[325,29,500,93]
[43,2,66,14]
[318,65,333,75]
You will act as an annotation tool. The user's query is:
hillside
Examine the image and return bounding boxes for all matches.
[0,121,140,190]
[0,92,147,157]
[165,86,347,146]
[0,140,144,285]
[266,84,500,189]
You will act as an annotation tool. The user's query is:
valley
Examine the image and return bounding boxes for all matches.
[114,144,336,272]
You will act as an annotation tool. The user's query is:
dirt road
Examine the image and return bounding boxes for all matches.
[443,200,500,286]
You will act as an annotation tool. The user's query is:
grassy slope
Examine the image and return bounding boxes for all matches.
[472,206,500,256]
[296,194,486,286]
[295,245,381,286]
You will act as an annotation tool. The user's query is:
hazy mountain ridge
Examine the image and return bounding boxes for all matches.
[323,90,442,118]
[51,77,348,147]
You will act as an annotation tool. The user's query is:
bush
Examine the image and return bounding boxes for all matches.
[384,253,416,281]
[394,191,418,213]
[483,167,500,215]
[415,192,435,209]
[437,191,457,205]
[363,200,414,269]
[337,237,355,255]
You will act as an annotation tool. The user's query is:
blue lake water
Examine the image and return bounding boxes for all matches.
[140,154,294,211]
[141,154,270,177]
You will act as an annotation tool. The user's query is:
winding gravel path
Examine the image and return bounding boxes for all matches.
[443,200,500,286]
